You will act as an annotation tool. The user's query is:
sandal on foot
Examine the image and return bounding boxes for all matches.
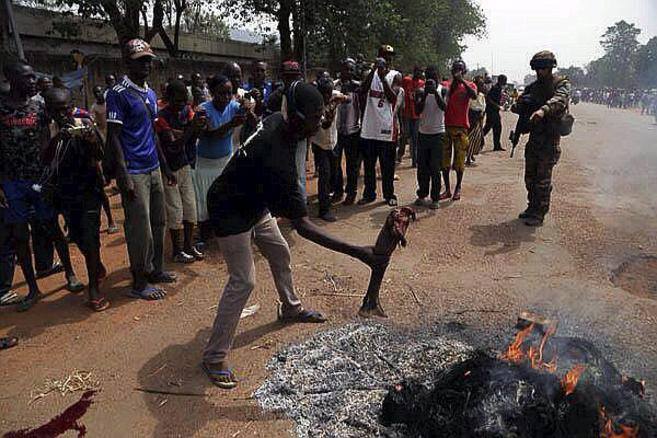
[87,297,111,312]
[0,291,20,306]
[278,308,327,324]
[107,224,120,234]
[0,336,18,350]
[127,286,167,301]
[452,191,461,201]
[439,191,452,201]
[202,363,238,389]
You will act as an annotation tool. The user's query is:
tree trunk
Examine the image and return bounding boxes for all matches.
[278,0,293,61]
[292,0,304,63]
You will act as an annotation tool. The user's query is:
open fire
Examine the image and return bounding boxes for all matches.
[381,319,656,437]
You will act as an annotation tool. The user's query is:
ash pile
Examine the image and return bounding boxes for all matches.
[254,323,473,437]
[382,322,657,437]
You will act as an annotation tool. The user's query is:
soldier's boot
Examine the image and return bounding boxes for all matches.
[520,184,538,219]
[519,208,536,219]
[524,215,544,227]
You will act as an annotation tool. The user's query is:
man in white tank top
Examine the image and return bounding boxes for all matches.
[359,45,402,207]
[414,66,447,209]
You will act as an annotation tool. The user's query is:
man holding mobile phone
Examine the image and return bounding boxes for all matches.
[155,80,206,263]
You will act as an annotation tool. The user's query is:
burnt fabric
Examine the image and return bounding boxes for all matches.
[381,342,657,437]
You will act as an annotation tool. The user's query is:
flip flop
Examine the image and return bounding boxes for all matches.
[0,336,18,350]
[202,363,238,389]
[0,291,20,306]
[278,308,327,324]
[86,297,111,312]
[127,286,167,301]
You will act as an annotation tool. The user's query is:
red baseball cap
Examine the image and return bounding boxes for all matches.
[124,39,156,60]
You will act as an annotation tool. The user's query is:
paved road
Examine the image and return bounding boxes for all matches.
[1,103,656,437]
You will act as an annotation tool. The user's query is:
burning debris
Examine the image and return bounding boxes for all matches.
[254,323,472,437]
[382,323,657,437]
[256,318,656,437]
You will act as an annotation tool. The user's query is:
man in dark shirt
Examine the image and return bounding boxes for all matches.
[483,74,507,151]
[42,87,110,311]
[202,83,385,389]
[0,61,83,311]
[155,80,206,263]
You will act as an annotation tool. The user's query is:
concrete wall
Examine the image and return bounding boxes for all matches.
[1,6,279,106]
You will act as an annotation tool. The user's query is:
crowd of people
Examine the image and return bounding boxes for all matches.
[579,87,657,118]
[1,40,570,385]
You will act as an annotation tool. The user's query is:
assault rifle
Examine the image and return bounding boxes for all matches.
[509,94,542,158]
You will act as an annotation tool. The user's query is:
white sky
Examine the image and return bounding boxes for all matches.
[462,0,657,83]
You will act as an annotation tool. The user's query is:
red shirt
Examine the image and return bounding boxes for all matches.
[402,76,425,119]
[441,80,477,129]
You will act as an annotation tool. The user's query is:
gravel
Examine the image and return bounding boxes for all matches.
[254,322,474,437]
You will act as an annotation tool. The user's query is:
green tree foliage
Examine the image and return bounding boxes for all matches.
[22,0,229,57]
[579,20,655,89]
[635,37,657,88]
[557,66,586,85]
[222,0,486,72]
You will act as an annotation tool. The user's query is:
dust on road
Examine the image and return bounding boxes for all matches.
[1,103,656,437]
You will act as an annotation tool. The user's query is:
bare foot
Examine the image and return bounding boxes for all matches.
[358,301,388,318]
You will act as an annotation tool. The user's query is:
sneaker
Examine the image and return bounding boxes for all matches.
[386,198,398,207]
[319,212,337,222]
[173,251,195,264]
[186,246,205,261]
[429,200,440,210]
[36,262,64,279]
[414,197,427,207]
[331,193,345,204]
[343,194,356,206]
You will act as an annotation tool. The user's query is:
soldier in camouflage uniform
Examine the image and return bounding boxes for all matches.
[519,51,571,226]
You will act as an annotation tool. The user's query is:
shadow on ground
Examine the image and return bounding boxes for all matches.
[469,219,537,256]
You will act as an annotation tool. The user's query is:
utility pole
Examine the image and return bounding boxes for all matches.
[3,0,26,61]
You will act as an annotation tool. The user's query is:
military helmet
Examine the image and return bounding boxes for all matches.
[530,51,557,70]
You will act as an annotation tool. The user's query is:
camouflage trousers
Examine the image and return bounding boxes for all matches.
[524,135,561,217]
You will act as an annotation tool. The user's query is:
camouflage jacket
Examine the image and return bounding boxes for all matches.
[524,75,571,120]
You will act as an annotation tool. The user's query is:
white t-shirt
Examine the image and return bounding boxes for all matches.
[360,69,399,142]
[418,85,446,135]
[231,88,255,151]
[311,90,342,150]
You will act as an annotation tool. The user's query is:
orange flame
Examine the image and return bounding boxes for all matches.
[561,364,586,396]
[500,324,534,363]
[501,324,558,372]
[600,406,639,438]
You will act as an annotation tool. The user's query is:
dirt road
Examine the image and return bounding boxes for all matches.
[1,103,656,437]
